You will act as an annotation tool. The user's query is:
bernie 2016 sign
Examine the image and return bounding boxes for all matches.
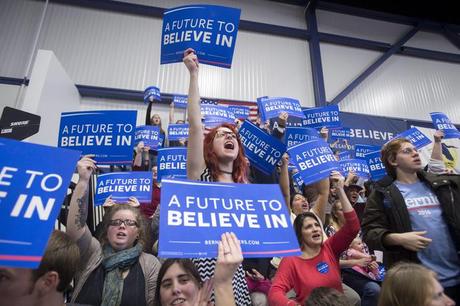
[161,5,241,68]
[159,179,301,258]
[430,112,460,139]
[168,124,189,141]
[135,125,163,149]
[257,97,305,121]
[302,105,341,129]
[58,110,137,164]
[0,138,80,268]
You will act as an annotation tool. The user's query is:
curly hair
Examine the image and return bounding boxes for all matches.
[203,123,248,183]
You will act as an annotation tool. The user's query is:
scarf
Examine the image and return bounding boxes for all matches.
[101,243,143,306]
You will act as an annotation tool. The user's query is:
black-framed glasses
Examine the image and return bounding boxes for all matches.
[108,219,138,227]
[215,130,237,140]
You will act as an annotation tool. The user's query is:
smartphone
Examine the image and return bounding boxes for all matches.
[371,255,377,261]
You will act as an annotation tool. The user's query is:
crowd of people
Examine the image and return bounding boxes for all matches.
[1,49,459,306]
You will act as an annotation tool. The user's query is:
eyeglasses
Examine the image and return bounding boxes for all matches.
[108,219,138,227]
[399,147,418,155]
[215,130,237,140]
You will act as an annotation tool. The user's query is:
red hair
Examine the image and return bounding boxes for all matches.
[203,123,248,183]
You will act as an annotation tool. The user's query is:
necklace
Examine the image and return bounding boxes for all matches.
[219,169,233,175]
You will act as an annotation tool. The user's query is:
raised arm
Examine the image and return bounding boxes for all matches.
[310,176,330,224]
[428,130,447,174]
[66,155,96,242]
[279,153,291,211]
[184,48,206,180]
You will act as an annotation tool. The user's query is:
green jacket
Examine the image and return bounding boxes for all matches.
[362,171,460,268]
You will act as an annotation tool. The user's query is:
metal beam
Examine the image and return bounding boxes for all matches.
[442,25,460,50]
[330,25,420,105]
[305,1,327,106]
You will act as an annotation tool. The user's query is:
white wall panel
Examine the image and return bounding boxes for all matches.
[405,31,460,53]
[34,3,313,105]
[317,9,412,44]
[321,43,382,101]
[0,84,20,110]
[0,0,44,77]
[119,0,307,29]
[337,55,460,123]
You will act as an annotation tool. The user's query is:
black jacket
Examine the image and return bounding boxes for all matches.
[361,171,460,268]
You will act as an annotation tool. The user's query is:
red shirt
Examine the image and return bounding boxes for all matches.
[268,211,360,305]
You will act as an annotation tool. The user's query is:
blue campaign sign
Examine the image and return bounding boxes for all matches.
[228,105,250,119]
[94,172,152,206]
[284,127,319,148]
[393,127,432,149]
[257,97,305,121]
[339,159,370,178]
[157,148,187,181]
[161,5,241,68]
[292,171,304,189]
[144,86,161,104]
[159,179,301,258]
[168,124,189,141]
[58,110,137,165]
[365,150,386,181]
[338,150,353,160]
[0,138,80,268]
[303,105,341,129]
[340,112,407,148]
[173,94,188,108]
[287,138,340,185]
[201,104,236,125]
[330,127,352,139]
[239,120,287,175]
[430,112,460,139]
[355,144,381,159]
[135,125,162,149]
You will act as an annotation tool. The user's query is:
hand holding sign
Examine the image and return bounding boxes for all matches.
[78,155,97,183]
[215,232,243,285]
[183,48,199,75]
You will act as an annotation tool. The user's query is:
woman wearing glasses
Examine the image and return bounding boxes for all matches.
[66,155,161,306]
[182,48,252,305]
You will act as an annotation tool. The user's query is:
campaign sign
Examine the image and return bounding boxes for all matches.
[159,179,301,258]
[338,150,353,160]
[161,5,241,68]
[330,127,352,139]
[144,86,161,104]
[365,150,386,181]
[393,127,432,149]
[0,138,80,268]
[94,172,152,206]
[157,148,187,181]
[355,144,381,159]
[168,124,189,141]
[340,159,370,178]
[292,171,304,189]
[239,120,287,175]
[173,94,188,109]
[430,112,460,139]
[284,127,319,148]
[303,105,341,129]
[201,104,236,125]
[135,125,162,149]
[228,105,250,119]
[257,97,305,121]
[58,110,136,164]
[287,138,340,185]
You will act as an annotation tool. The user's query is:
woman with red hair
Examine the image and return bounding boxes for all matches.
[183,47,252,305]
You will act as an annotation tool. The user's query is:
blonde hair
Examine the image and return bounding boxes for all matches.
[378,263,436,306]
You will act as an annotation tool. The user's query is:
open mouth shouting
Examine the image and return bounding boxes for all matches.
[224,141,235,150]
[170,298,187,305]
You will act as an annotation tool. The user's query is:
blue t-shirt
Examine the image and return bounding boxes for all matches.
[395,180,460,287]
